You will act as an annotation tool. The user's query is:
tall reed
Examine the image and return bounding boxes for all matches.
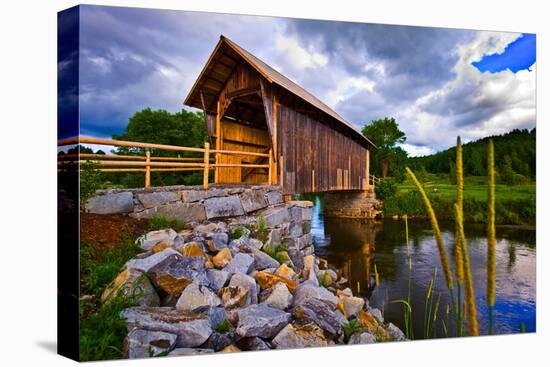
[487,139,496,334]
[454,137,465,336]
[405,167,454,291]
[454,203,479,335]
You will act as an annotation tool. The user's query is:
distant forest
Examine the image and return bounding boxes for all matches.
[408,128,536,179]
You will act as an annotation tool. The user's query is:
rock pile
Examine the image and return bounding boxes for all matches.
[101,201,404,359]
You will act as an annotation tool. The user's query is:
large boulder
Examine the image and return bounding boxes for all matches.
[259,282,293,310]
[176,282,221,312]
[293,297,343,338]
[229,273,258,305]
[233,304,291,339]
[386,323,406,341]
[236,337,270,351]
[224,253,255,275]
[341,296,365,318]
[272,323,327,349]
[147,255,208,296]
[204,196,245,219]
[85,192,134,214]
[178,242,207,258]
[206,232,229,251]
[261,206,290,228]
[127,328,177,358]
[248,248,280,270]
[101,268,159,307]
[121,307,212,348]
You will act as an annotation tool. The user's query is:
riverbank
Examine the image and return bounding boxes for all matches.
[382,175,535,225]
[80,201,405,360]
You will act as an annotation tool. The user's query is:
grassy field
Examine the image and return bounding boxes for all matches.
[383,174,535,225]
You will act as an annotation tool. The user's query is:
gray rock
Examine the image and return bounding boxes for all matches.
[229,273,258,304]
[272,323,327,349]
[386,323,406,341]
[234,304,291,339]
[168,348,214,356]
[250,248,280,270]
[294,282,338,308]
[293,298,343,338]
[236,337,270,351]
[137,191,179,209]
[367,308,384,324]
[138,229,177,251]
[127,248,182,273]
[176,282,221,312]
[342,296,365,318]
[127,329,177,358]
[225,253,255,275]
[86,192,134,214]
[262,206,290,228]
[288,222,304,237]
[155,202,206,223]
[260,282,292,310]
[302,256,318,284]
[348,332,376,345]
[147,254,209,295]
[204,195,245,219]
[101,268,160,307]
[287,247,304,270]
[266,228,283,247]
[265,190,283,206]
[121,307,212,348]
[203,331,235,351]
[206,269,229,292]
[180,189,223,203]
[193,222,219,234]
[219,286,249,309]
[240,188,268,213]
[206,232,229,251]
[248,238,264,250]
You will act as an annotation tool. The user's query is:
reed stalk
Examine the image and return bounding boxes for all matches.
[405,167,454,291]
[487,139,496,334]
[454,203,479,336]
[455,136,465,336]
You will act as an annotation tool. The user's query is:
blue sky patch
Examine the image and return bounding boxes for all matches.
[473,34,536,73]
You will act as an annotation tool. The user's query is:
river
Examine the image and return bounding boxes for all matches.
[310,196,536,338]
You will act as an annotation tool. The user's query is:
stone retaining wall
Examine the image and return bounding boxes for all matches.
[85,185,314,268]
[323,190,381,219]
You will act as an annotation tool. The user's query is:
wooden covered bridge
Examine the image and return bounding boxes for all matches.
[184,35,377,197]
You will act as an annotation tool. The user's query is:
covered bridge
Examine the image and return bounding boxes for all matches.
[184,35,376,196]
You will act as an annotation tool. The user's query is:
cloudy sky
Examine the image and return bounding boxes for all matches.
[74,5,536,156]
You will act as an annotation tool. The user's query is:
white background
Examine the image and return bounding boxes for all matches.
[0,0,547,365]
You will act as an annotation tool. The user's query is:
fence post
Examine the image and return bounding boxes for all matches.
[145,149,151,188]
[268,149,273,185]
[203,142,210,189]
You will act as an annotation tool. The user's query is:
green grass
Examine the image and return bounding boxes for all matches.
[80,293,136,361]
[383,174,535,225]
[229,226,247,240]
[343,319,364,340]
[80,231,144,360]
[214,319,231,333]
[147,215,183,232]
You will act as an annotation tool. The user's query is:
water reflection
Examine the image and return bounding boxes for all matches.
[311,196,536,338]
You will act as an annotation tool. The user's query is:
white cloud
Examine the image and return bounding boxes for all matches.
[400,143,435,157]
[326,76,376,108]
[275,35,328,70]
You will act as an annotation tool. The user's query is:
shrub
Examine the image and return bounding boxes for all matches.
[343,319,364,340]
[80,160,103,208]
[376,178,398,201]
[229,226,247,240]
[256,215,269,243]
[215,319,231,333]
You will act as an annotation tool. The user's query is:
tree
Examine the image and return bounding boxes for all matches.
[361,117,407,178]
[109,108,208,187]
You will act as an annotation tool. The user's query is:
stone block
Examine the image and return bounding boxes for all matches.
[86,192,134,214]
[204,195,245,219]
[137,191,179,209]
[239,188,268,213]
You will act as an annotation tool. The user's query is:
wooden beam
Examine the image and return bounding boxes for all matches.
[366,149,370,192]
[215,101,221,183]
[203,142,210,189]
[225,86,261,100]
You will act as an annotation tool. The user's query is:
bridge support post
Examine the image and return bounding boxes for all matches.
[323,190,380,219]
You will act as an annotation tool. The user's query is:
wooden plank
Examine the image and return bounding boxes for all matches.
[215,101,221,183]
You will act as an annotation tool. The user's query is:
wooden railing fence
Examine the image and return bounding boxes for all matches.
[58,137,272,189]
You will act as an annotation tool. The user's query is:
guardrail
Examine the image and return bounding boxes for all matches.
[57,137,272,189]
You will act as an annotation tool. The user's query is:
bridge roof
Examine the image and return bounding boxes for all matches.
[184,35,376,149]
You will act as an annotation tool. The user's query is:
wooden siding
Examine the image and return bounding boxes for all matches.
[277,103,368,195]
[218,119,270,184]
